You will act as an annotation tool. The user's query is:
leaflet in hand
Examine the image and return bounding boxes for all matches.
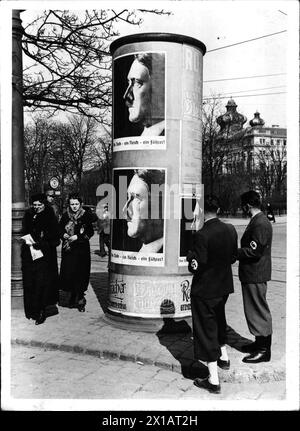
[21,234,35,245]
[21,234,44,260]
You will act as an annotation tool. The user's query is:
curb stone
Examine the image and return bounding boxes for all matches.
[11,338,286,384]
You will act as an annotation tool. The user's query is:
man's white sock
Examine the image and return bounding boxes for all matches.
[207,361,219,385]
[220,345,229,361]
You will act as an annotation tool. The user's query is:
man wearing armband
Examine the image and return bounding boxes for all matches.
[187,195,237,394]
[237,190,273,364]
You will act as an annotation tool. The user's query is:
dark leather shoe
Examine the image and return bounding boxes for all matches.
[77,298,86,312]
[217,358,230,370]
[241,342,257,353]
[35,310,46,325]
[194,377,221,394]
[242,350,271,363]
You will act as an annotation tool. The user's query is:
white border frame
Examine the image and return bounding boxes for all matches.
[1,0,299,413]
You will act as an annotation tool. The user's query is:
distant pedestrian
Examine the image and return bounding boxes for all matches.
[266,202,276,223]
[237,191,273,363]
[21,193,60,325]
[187,195,238,394]
[97,203,111,257]
[59,194,94,312]
[45,190,60,220]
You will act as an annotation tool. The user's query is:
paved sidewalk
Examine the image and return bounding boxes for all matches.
[11,217,286,384]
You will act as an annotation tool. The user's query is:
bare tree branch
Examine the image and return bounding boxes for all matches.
[22,9,169,122]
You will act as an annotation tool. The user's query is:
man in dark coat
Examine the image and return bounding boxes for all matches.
[97,203,111,257]
[45,190,60,220]
[187,195,238,394]
[237,190,273,363]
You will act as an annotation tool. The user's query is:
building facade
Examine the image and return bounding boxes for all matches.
[217,100,287,201]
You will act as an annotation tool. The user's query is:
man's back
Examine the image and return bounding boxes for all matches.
[190,218,238,299]
[238,211,272,283]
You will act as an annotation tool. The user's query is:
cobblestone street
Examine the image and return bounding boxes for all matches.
[10,344,286,402]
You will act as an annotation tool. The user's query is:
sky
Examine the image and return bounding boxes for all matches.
[114,0,289,128]
[12,0,297,128]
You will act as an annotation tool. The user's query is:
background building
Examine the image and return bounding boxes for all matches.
[214,99,287,213]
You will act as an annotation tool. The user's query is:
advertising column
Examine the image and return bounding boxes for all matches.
[107,33,206,329]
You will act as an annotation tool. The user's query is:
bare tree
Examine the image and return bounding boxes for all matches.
[253,143,287,199]
[63,115,98,189]
[24,115,99,204]
[24,116,54,196]
[202,96,232,195]
[90,128,112,184]
[47,122,75,207]
[80,128,112,204]
[22,9,171,122]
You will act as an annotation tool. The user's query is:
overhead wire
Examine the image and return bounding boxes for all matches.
[206,30,287,52]
[205,85,286,97]
[203,91,286,101]
[204,30,286,87]
[204,73,286,83]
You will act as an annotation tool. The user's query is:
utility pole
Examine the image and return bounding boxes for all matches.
[11,10,25,307]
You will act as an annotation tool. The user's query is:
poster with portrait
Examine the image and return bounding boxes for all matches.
[178,196,204,266]
[111,168,166,266]
[113,52,166,151]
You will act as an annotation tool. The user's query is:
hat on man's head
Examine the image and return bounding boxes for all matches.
[30,193,47,204]
[204,195,220,213]
[240,190,261,208]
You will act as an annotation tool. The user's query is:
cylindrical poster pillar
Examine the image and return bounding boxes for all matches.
[107,33,206,331]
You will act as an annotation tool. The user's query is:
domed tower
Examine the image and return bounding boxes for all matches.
[217,98,247,138]
[249,111,265,127]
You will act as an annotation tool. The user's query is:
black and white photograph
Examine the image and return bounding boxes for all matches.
[1,0,299,415]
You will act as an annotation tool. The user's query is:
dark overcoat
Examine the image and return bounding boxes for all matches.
[59,210,94,296]
[188,218,238,299]
[21,206,60,319]
[238,211,272,283]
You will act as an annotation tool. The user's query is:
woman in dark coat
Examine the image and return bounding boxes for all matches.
[59,194,94,311]
[21,193,60,325]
